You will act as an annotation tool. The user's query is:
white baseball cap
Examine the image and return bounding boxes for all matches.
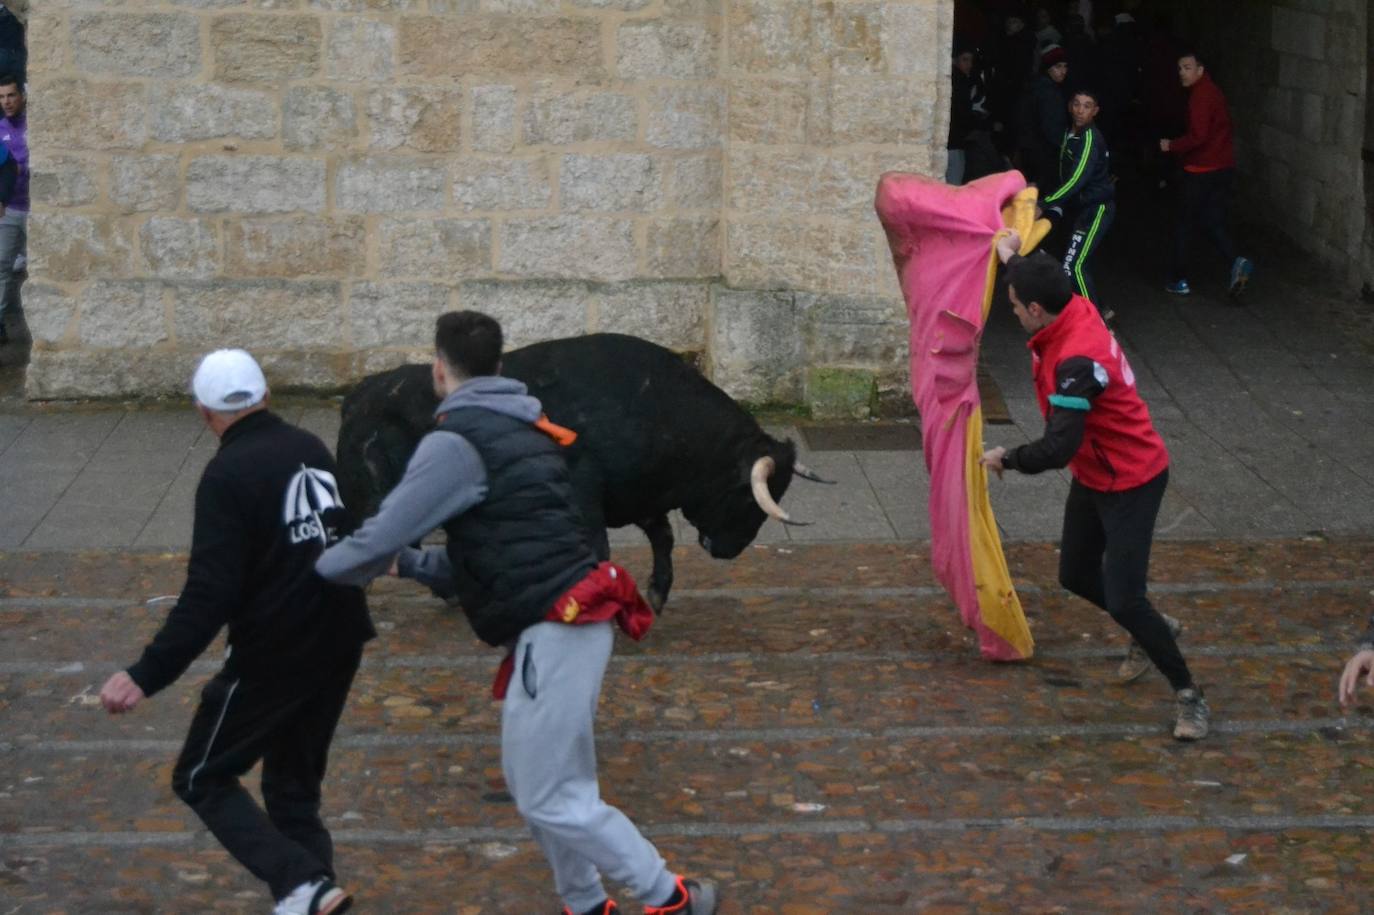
[191,348,268,411]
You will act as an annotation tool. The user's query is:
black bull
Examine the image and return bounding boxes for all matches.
[335,332,825,611]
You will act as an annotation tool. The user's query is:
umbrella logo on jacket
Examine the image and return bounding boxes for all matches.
[284,465,343,546]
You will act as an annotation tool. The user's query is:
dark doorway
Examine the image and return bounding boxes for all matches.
[1364,7,1374,298]
[0,5,27,400]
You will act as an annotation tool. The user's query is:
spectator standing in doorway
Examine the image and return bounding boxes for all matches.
[1160,50,1254,298]
[1041,87,1116,320]
[0,74,24,345]
[1096,12,1145,159]
[947,44,998,186]
[1061,12,1100,98]
[1033,7,1062,53]
[1020,45,1070,192]
[989,14,1037,157]
[0,2,24,84]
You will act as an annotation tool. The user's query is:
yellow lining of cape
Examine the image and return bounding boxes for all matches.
[960,187,1050,660]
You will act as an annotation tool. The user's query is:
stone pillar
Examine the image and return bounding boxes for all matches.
[716,0,949,410]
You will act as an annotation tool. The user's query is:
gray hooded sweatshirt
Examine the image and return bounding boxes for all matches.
[315,376,544,591]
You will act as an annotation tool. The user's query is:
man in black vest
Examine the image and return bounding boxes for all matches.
[317,311,719,915]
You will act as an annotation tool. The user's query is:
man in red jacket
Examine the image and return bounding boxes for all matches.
[982,237,1210,741]
[1160,50,1253,298]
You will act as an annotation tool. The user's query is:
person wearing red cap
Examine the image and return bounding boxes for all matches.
[1019,44,1070,191]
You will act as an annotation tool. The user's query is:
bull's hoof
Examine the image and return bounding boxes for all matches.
[647,587,667,614]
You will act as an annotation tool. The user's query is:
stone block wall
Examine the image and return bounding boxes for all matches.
[1168,1,1369,288]
[26,0,950,403]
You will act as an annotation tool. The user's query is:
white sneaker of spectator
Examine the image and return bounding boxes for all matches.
[273,878,351,915]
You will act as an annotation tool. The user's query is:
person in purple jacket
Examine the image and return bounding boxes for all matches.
[0,74,25,344]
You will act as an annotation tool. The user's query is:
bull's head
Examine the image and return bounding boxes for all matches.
[688,437,807,559]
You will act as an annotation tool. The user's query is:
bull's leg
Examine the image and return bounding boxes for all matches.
[579,501,611,563]
[638,513,674,613]
[568,461,611,562]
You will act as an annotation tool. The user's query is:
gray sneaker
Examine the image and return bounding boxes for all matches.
[645,877,718,915]
[1173,687,1210,741]
[1117,613,1183,683]
[684,879,719,915]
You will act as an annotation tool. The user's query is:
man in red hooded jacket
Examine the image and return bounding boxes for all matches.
[982,238,1210,741]
[1160,49,1254,298]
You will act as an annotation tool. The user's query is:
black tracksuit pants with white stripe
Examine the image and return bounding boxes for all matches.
[170,646,362,901]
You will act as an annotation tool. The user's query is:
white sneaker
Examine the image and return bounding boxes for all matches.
[12,252,23,272]
[273,879,352,915]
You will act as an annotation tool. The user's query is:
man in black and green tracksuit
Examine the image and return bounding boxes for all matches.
[1041,87,1115,317]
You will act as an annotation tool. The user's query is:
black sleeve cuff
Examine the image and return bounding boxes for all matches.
[124,661,167,700]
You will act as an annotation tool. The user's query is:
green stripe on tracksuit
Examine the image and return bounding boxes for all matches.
[1045,127,1093,205]
[1062,201,1115,309]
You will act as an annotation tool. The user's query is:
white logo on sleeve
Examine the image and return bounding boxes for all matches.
[283,465,344,546]
[1107,339,1135,387]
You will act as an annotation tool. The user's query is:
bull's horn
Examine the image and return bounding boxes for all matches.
[793,461,835,484]
[751,456,810,526]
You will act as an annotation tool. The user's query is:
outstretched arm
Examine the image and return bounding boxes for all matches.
[116,470,245,704]
[397,546,458,598]
[983,356,1104,476]
[317,430,487,587]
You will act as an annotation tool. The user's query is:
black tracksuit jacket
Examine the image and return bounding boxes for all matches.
[127,411,374,697]
[1042,124,1114,216]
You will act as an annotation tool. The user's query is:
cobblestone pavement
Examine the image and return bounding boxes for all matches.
[2,539,1372,913]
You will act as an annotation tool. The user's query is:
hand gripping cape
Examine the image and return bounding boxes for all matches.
[873,169,1050,661]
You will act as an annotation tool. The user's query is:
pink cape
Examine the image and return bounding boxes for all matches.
[874,170,1043,661]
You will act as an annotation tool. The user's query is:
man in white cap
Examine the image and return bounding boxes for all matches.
[100,349,374,915]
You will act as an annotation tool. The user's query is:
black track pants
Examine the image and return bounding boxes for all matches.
[1057,469,1193,690]
[170,647,362,901]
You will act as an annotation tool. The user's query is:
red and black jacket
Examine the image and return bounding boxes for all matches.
[1004,294,1169,492]
[1170,73,1235,173]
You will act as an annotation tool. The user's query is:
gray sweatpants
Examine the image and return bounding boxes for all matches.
[502,621,677,912]
[0,209,25,326]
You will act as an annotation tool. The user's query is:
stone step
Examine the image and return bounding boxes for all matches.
[3,817,1367,913]
[4,729,1369,840]
[1,652,1351,744]
[1,583,1365,665]
[2,538,1371,599]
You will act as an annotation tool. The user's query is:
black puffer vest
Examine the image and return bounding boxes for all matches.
[438,407,597,646]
